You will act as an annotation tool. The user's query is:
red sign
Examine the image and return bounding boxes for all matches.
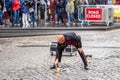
[85,8,102,21]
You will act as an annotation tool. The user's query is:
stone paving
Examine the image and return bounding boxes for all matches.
[0,30,120,80]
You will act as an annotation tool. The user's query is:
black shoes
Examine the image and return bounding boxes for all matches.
[50,64,89,70]
[84,65,89,70]
[50,64,56,69]
[50,64,59,69]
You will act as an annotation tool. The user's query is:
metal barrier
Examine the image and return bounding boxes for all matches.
[78,5,114,27]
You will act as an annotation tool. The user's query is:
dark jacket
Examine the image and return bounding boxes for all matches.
[28,0,35,9]
[5,0,11,8]
[56,1,65,15]
[21,1,29,13]
[0,0,4,12]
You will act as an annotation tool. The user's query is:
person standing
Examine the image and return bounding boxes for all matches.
[28,0,37,27]
[74,0,84,23]
[11,0,21,26]
[21,0,30,28]
[5,0,12,23]
[56,0,65,26]
[49,0,56,23]
[66,0,75,26]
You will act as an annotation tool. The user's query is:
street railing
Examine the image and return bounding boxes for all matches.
[77,5,116,27]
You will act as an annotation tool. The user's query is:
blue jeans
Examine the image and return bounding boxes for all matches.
[67,12,75,24]
[30,11,36,23]
[13,10,20,24]
[0,12,3,25]
[78,10,81,20]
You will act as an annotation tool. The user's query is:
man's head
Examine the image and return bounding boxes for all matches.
[57,35,65,44]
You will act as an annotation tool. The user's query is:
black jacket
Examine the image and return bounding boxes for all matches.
[0,0,4,11]
[56,2,65,15]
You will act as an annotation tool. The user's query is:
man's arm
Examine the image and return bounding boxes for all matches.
[55,43,65,64]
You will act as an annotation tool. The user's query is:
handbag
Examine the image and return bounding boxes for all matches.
[29,7,34,13]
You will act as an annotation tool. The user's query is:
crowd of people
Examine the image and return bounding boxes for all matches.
[0,0,119,28]
[0,0,37,28]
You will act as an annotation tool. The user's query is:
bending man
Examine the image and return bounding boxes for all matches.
[50,32,89,70]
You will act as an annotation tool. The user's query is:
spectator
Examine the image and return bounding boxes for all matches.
[74,0,84,23]
[19,0,24,25]
[0,0,4,26]
[5,0,12,23]
[49,0,56,23]
[11,0,21,26]
[3,4,10,27]
[28,0,37,27]
[46,0,51,21]
[56,0,65,26]
[88,0,96,5]
[40,0,46,20]
[21,0,30,28]
[44,0,51,21]
[66,0,75,26]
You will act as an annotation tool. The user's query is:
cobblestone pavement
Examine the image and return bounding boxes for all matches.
[0,30,120,80]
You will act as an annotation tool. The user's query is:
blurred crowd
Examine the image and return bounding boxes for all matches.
[0,0,119,28]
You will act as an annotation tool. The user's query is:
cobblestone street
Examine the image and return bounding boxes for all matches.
[0,29,120,80]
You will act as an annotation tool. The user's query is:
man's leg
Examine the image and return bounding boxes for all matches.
[16,10,20,24]
[13,10,17,24]
[60,15,64,25]
[78,48,89,70]
[22,13,25,28]
[67,12,70,25]
[57,48,64,63]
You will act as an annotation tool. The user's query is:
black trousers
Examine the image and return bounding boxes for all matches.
[57,14,64,23]
[78,51,88,66]
[55,45,88,66]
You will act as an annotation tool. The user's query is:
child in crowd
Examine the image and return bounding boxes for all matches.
[21,0,30,28]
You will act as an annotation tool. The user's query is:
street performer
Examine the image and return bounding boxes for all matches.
[50,32,89,71]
